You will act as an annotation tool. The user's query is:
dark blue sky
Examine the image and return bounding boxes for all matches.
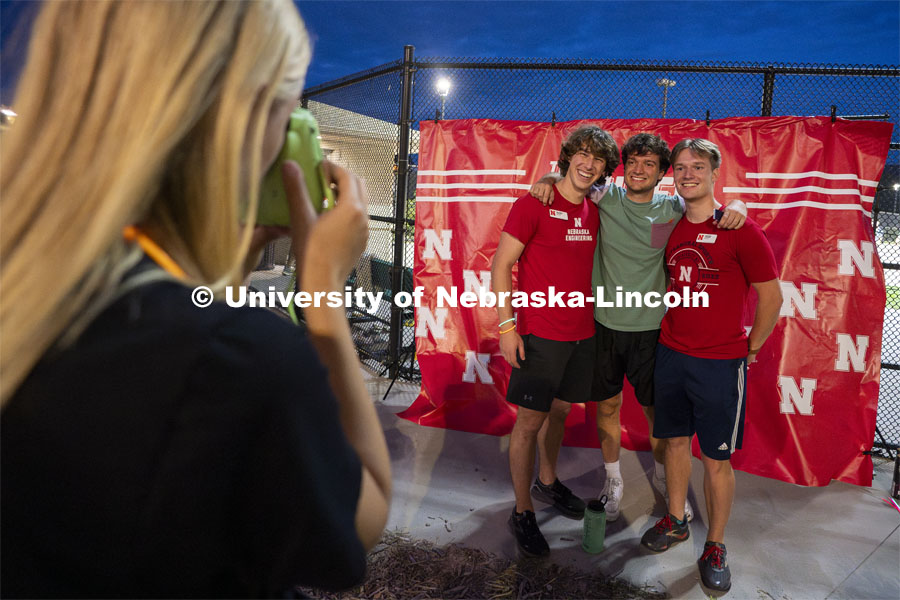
[297,0,900,87]
[2,1,898,104]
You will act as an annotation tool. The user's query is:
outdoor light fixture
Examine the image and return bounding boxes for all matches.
[436,77,451,120]
[894,184,899,191]
[0,105,17,128]
[656,78,676,118]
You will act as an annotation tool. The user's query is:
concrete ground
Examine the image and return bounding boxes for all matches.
[365,374,900,600]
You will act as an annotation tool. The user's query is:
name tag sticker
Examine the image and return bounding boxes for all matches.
[549,209,568,220]
[697,233,718,243]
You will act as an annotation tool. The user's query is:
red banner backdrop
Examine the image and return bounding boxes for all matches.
[399,117,894,487]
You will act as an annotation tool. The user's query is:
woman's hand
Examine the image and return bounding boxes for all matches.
[281,160,369,292]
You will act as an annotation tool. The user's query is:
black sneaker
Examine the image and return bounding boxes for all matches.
[698,541,731,592]
[640,513,690,552]
[507,508,550,557]
[531,478,585,519]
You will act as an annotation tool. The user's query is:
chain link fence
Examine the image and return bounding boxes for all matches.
[258,50,899,449]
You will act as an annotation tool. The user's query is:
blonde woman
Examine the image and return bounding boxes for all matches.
[0,1,390,596]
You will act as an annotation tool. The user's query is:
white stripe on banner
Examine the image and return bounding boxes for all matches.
[744,201,872,218]
[416,196,518,203]
[417,183,531,190]
[723,186,873,199]
[731,364,744,453]
[418,169,527,177]
[747,171,878,187]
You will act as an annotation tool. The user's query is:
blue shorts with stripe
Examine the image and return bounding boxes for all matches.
[652,344,747,461]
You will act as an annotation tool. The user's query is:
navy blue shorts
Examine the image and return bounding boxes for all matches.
[506,333,595,412]
[652,344,747,461]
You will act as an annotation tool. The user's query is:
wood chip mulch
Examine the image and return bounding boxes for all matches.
[301,530,667,600]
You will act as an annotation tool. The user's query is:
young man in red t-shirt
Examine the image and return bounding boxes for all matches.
[492,126,619,557]
[639,139,782,592]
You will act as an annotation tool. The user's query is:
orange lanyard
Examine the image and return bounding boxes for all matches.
[122,225,187,280]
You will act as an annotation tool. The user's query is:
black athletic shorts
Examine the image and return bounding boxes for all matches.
[592,322,659,407]
[506,333,595,412]
[653,344,747,461]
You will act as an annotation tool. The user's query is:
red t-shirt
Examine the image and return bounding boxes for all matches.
[659,215,778,359]
[502,186,599,341]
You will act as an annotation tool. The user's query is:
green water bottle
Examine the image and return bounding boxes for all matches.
[582,495,608,554]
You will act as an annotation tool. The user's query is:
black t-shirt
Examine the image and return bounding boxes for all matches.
[1,271,366,598]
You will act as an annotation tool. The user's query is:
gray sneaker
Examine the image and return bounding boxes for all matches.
[698,541,731,592]
[640,513,690,553]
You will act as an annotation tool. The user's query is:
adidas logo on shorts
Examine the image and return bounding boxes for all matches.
[718,443,729,451]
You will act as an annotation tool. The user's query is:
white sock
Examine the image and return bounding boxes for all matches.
[654,461,666,481]
[605,460,621,480]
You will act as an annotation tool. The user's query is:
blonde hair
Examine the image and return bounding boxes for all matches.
[670,138,722,170]
[0,0,310,405]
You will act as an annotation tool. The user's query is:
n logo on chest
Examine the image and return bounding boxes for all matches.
[574,217,582,228]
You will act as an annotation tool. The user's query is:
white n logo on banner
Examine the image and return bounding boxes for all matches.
[462,351,493,383]
[415,307,448,339]
[679,266,692,282]
[423,229,453,260]
[778,376,817,415]
[779,282,817,319]
[834,333,869,372]
[463,270,492,293]
[837,240,875,278]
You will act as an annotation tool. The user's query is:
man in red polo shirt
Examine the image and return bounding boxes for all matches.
[640,138,782,593]
[492,125,619,557]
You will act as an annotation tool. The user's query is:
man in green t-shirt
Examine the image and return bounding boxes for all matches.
[531,133,746,522]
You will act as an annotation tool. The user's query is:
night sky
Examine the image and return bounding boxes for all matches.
[296,1,900,87]
[1,1,898,105]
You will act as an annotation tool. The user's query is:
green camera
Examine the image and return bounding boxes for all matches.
[258,108,335,225]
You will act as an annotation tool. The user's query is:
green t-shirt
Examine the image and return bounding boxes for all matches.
[591,185,684,331]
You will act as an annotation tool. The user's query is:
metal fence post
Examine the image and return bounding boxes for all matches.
[389,45,416,378]
[762,66,775,116]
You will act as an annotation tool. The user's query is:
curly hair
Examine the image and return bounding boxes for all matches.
[558,126,619,185]
[621,133,671,175]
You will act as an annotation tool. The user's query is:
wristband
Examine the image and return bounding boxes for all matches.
[498,317,515,328]
[499,326,516,335]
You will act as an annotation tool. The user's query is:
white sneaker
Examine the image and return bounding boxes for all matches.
[600,477,624,522]
[681,496,694,522]
[651,472,694,522]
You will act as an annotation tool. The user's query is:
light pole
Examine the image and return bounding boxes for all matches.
[436,77,451,120]
[656,78,676,118]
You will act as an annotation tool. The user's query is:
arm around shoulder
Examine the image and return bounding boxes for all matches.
[717,199,747,229]
[529,172,562,205]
